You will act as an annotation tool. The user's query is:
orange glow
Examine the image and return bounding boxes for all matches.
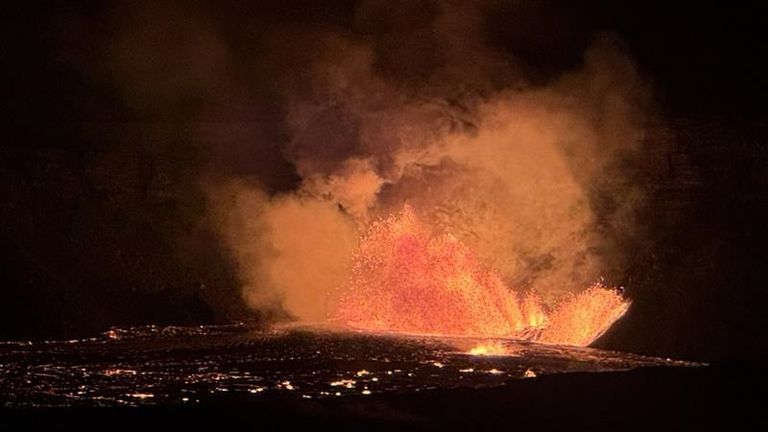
[538,284,630,346]
[468,341,509,356]
[331,206,628,347]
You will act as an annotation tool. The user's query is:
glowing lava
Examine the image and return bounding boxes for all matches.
[331,206,629,347]
[467,342,509,356]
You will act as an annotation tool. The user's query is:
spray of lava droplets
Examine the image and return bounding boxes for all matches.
[331,206,629,347]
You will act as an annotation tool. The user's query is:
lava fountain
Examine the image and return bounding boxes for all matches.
[331,206,629,347]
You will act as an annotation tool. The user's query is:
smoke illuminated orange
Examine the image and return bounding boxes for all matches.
[331,206,629,347]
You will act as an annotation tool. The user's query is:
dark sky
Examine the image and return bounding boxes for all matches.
[1,1,767,363]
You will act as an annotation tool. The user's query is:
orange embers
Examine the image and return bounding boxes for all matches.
[331,206,628,347]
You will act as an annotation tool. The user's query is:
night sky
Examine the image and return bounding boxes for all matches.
[1,1,767,363]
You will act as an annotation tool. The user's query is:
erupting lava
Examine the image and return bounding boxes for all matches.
[331,206,629,347]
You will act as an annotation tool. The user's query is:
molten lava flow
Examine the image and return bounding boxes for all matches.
[467,341,509,356]
[331,206,629,347]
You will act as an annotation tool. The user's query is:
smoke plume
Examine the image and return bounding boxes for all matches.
[205,1,655,322]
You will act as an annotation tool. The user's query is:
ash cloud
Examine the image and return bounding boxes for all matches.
[210,1,658,320]
[98,0,661,322]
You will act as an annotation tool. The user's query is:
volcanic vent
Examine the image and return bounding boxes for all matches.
[332,206,629,346]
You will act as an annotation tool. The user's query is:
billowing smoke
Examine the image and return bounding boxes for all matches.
[208,2,655,322]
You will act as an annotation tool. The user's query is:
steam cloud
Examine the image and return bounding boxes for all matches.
[195,1,656,322]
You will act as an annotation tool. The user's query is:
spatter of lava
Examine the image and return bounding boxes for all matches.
[331,206,629,347]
